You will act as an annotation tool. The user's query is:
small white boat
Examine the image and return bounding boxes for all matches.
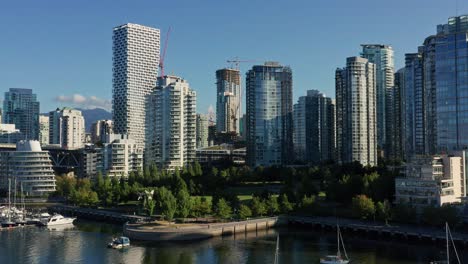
[44,214,76,226]
[108,236,130,249]
[320,225,350,264]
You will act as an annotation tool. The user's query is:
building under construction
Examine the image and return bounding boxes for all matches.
[216,68,241,134]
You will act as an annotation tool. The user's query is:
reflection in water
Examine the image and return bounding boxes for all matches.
[0,222,467,264]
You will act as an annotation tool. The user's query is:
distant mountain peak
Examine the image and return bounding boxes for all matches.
[76,108,112,132]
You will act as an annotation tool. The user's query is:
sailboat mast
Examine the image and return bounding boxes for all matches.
[274,234,279,264]
[7,178,11,222]
[337,225,341,257]
[21,182,25,220]
[446,222,449,263]
[14,178,17,209]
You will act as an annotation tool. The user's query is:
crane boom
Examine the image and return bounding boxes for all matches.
[159,27,172,77]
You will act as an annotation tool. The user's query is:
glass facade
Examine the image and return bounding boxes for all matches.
[436,15,468,151]
[361,45,394,155]
[404,53,425,158]
[3,88,40,140]
[246,62,293,167]
[293,90,335,164]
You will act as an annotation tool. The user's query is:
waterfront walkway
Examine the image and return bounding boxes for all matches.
[288,216,468,245]
[49,205,149,223]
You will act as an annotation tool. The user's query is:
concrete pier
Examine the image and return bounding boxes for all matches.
[124,217,280,241]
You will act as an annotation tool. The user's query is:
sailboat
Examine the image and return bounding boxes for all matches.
[1,179,17,228]
[14,183,27,225]
[430,222,461,264]
[320,225,349,264]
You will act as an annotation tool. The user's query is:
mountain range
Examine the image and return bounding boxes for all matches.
[76,108,112,132]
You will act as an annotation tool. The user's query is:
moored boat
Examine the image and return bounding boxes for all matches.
[43,214,76,226]
[320,225,350,264]
[108,236,130,249]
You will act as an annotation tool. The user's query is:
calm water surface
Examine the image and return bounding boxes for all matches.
[0,220,466,264]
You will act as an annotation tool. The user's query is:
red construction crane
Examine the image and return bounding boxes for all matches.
[159,27,172,77]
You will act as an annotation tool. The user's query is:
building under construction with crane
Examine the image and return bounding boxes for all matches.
[216,68,241,135]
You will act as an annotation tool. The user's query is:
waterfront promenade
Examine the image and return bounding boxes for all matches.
[288,216,468,245]
[49,205,149,223]
[46,205,468,245]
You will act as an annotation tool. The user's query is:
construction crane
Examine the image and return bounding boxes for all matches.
[226,57,258,70]
[159,26,172,77]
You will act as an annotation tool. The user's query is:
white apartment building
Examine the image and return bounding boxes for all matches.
[49,107,85,149]
[145,76,196,169]
[395,152,466,207]
[0,140,56,196]
[99,134,143,177]
[112,23,160,147]
[336,57,377,166]
[39,115,49,145]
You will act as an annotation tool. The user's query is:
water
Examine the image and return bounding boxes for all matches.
[0,220,466,264]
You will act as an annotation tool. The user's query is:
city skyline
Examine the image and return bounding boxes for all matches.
[0,1,465,114]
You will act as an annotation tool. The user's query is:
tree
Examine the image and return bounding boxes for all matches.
[155,187,177,221]
[191,197,212,217]
[376,200,392,225]
[299,195,316,210]
[266,195,279,215]
[238,204,252,220]
[176,189,192,219]
[215,198,232,220]
[352,195,375,220]
[279,194,293,214]
[251,197,267,217]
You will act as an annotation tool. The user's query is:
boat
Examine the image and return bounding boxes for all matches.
[1,179,17,228]
[320,225,349,264]
[430,222,461,264]
[43,214,76,226]
[107,236,130,249]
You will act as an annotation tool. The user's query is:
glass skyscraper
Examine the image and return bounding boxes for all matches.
[361,44,394,156]
[3,88,40,140]
[404,52,425,158]
[435,15,468,151]
[293,90,335,164]
[246,62,293,167]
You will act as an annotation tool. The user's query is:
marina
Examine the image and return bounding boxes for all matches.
[1,219,468,264]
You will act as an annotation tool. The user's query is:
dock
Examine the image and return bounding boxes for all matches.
[124,217,280,241]
[49,205,149,223]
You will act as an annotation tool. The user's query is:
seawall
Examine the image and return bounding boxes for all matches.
[124,217,281,241]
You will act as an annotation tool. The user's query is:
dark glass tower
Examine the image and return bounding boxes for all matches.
[3,88,40,140]
[246,62,293,167]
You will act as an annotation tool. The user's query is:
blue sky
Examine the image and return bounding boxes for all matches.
[0,0,466,114]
